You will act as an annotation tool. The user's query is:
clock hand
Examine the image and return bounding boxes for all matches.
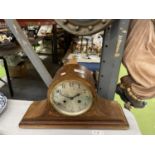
[71,93,81,99]
[68,93,81,100]
[59,92,80,100]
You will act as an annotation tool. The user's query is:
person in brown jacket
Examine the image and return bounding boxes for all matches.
[116,19,155,108]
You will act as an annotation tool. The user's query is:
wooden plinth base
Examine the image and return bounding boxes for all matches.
[19,97,129,129]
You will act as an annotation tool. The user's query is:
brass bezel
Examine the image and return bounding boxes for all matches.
[47,76,96,116]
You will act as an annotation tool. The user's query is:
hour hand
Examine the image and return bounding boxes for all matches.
[59,92,80,100]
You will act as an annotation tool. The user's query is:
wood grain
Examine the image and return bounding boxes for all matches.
[19,96,129,129]
[19,64,129,129]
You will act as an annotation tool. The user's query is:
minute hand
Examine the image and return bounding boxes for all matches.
[71,93,81,99]
[60,92,80,100]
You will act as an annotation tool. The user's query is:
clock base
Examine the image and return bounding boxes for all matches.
[19,96,129,129]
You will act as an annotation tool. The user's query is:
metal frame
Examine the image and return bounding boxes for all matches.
[4,19,130,100]
[52,24,58,63]
[98,19,130,100]
[5,19,52,87]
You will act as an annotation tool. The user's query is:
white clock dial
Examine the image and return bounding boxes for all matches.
[50,80,93,116]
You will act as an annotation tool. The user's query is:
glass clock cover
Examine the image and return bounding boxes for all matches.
[50,80,93,116]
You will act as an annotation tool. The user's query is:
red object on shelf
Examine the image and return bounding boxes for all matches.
[17,19,56,26]
[0,19,56,27]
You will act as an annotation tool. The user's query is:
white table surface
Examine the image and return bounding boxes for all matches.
[0,99,141,135]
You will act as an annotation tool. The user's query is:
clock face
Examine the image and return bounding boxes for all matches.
[50,80,93,116]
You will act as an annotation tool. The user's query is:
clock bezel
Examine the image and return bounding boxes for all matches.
[47,76,96,116]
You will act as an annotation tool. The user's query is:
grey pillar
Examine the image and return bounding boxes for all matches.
[5,19,52,87]
[98,19,130,100]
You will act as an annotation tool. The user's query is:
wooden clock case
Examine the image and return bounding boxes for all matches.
[19,64,129,129]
